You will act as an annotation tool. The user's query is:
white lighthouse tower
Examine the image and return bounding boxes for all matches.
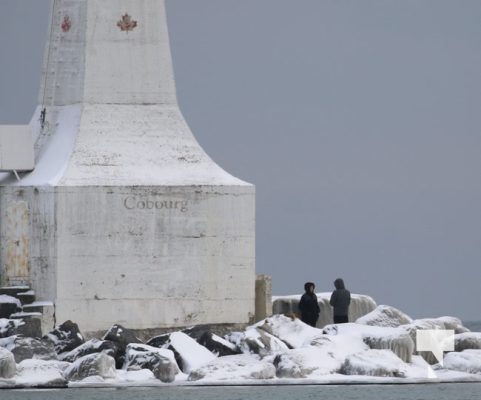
[0,0,255,334]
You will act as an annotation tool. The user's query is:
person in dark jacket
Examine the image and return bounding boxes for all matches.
[299,282,320,327]
[329,278,351,323]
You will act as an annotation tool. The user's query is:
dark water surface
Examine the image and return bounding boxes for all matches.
[2,383,481,400]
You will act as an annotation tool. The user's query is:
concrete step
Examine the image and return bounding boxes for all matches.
[0,295,22,319]
[10,311,43,338]
[17,290,36,305]
[10,311,43,319]
[22,301,56,335]
[0,285,31,297]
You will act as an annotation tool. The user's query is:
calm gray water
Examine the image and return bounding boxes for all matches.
[2,384,481,400]
[465,321,481,332]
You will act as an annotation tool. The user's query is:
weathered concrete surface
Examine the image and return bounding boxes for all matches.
[255,275,272,322]
[0,0,255,333]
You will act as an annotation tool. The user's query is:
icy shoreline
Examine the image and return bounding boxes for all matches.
[1,300,481,389]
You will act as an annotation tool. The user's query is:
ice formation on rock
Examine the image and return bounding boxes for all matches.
[355,305,413,327]
[188,354,275,381]
[443,350,481,374]
[340,349,407,377]
[272,293,376,328]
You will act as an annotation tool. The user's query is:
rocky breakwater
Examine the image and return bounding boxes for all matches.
[1,304,481,387]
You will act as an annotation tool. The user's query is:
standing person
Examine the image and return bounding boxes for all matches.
[299,282,320,327]
[329,278,351,324]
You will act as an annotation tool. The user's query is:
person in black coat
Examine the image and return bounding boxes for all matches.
[299,282,320,327]
[329,278,351,324]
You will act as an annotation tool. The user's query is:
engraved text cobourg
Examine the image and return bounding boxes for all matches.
[123,196,188,212]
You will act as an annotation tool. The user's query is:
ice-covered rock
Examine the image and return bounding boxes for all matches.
[266,329,371,378]
[323,323,414,363]
[437,317,470,334]
[7,337,58,363]
[362,330,414,364]
[402,317,470,364]
[450,332,481,352]
[0,347,15,379]
[63,352,116,381]
[124,343,180,383]
[226,327,289,356]
[271,346,339,378]
[0,318,24,338]
[115,368,157,384]
[355,305,413,327]
[44,320,84,354]
[403,318,451,345]
[60,338,120,363]
[443,350,481,374]
[340,349,407,377]
[167,332,216,373]
[272,292,377,328]
[188,354,275,381]
[254,314,322,348]
[15,359,69,387]
[272,352,307,378]
[183,326,240,356]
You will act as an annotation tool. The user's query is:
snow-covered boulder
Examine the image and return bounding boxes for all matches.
[44,320,84,354]
[362,330,414,363]
[254,314,322,348]
[103,324,142,349]
[115,368,157,384]
[6,337,58,363]
[124,343,180,383]
[102,324,142,368]
[188,354,275,382]
[437,317,470,334]
[15,359,69,387]
[183,326,240,356]
[266,329,371,378]
[403,318,452,346]
[0,347,15,379]
[0,295,21,319]
[226,328,289,356]
[443,350,481,374]
[63,352,116,381]
[451,332,481,352]
[146,332,170,348]
[355,305,412,327]
[167,332,216,374]
[340,349,407,377]
[272,352,307,378]
[271,346,337,378]
[60,338,120,363]
[323,323,414,363]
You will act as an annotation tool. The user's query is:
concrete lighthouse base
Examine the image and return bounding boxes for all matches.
[1,105,255,334]
[54,185,255,332]
[0,0,256,333]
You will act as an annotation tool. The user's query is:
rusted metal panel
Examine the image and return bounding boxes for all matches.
[4,201,31,285]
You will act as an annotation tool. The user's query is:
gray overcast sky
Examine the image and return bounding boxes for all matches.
[1,1,480,321]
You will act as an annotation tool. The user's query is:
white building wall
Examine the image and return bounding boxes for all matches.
[54,185,255,331]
